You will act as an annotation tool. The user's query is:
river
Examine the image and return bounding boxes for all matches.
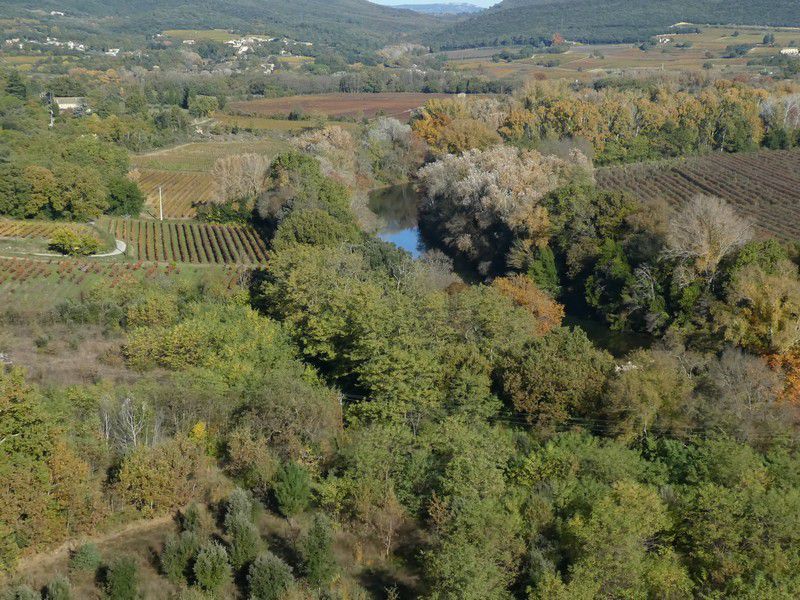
[368,184,426,258]
[367,183,649,356]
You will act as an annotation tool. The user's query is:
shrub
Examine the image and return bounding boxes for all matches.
[104,557,139,600]
[161,531,201,584]
[247,552,294,600]
[181,503,210,537]
[44,575,72,600]
[2,586,39,600]
[300,514,337,587]
[193,542,231,593]
[273,463,311,519]
[227,514,262,571]
[68,543,102,572]
[48,227,101,256]
[224,488,255,529]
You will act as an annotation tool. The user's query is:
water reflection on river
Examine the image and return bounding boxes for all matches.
[368,184,426,258]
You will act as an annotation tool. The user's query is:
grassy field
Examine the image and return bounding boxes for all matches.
[130,137,289,172]
[598,148,800,241]
[227,92,451,119]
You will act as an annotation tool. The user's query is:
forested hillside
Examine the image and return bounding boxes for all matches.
[434,0,800,47]
[0,0,437,54]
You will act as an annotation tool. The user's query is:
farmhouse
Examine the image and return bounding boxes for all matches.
[781,47,799,56]
[53,96,89,113]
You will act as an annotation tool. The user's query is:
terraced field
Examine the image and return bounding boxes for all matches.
[0,219,98,239]
[132,170,214,219]
[105,218,269,264]
[598,149,800,241]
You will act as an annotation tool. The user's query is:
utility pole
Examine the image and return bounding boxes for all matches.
[158,186,163,221]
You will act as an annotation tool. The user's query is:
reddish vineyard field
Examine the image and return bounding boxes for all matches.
[226,92,451,119]
[0,219,97,239]
[597,149,800,241]
[105,218,268,264]
[132,170,214,219]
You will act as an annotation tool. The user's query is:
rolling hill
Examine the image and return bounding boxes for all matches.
[396,3,485,14]
[0,0,438,54]
[432,0,800,47]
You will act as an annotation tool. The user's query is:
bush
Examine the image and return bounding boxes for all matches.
[247,552,294,600]
[44,575,72,600]
[181,503,210,537]
[300,514,337,588]
[193,542,232,592]
[69,543,102,572]
[224,488,255,529]
[2,586,39,600]
[161,531,201,584]
[227,514,262,571]
[273,463,311,519]
[104,557,139,600]
[49,228,101,256]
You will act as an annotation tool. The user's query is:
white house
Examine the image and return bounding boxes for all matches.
[53,97,89,113]
[781,48,800,56]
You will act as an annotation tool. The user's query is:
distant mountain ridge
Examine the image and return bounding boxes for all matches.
[395,3,484,15]
[433,0,800,48]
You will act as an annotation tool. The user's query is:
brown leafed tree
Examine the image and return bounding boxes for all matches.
[665,195,752,279]
[211,153,269,204]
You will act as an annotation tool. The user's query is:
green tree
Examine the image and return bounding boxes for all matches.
[161,531,201,584]
[193,542,232,593]
[273,463,311,519]
[104,557,139,600]
[271,208,361,252]
[499,327,613,428]
[69,543,102,572]
[247,552,294,600]
[227,514,262,571]
[107,177,145,216]
[188,95,219,118]
[5,71,27,100]
[299,514,337,588]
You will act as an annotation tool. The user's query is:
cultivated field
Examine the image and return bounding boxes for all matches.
[130,137,289,172]
[131,169,214,219]
[226,92,451,119]
[444,25,797,82]
[0,219,98,239]
[597,149,800,241]
[105,218,269,264]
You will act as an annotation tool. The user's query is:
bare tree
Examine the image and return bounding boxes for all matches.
[211,153,269,204]
[100,395,161,452]
[665,194,752,279]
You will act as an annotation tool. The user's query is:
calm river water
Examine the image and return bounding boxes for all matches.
[368,184,425,257]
